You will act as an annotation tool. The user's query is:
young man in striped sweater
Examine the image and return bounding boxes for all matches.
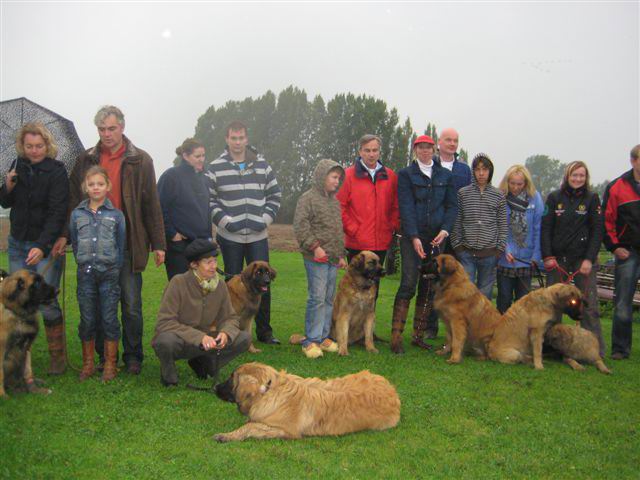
[451,153,507,299]
[205,121,282,345]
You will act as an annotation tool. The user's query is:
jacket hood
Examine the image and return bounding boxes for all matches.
[313,159,344,195]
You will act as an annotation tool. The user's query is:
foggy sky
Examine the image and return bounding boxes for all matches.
[1,1,638,184]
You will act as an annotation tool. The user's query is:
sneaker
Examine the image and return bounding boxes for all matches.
[302,343,323,359]
[319,339,338,353]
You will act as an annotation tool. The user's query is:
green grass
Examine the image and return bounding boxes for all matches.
[1,251,638,479]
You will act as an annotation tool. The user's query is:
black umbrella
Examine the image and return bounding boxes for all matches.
[0,97,84,183]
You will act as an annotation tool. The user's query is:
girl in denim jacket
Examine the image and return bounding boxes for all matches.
[69,166,126,382]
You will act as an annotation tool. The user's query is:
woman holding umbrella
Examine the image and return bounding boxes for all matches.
[0,122,70,375]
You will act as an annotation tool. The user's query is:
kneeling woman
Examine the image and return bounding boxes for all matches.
[152,239,250,386]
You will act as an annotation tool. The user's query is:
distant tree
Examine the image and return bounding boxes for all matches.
[525,155,565,198]
[592,179,612,199]
[459,148,469,163]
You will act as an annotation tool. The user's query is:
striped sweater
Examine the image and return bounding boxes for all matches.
[451,181,508,253]
[205,148,281,244]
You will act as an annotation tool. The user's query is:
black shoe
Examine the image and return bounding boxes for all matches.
[258,336,281,345]
[611,352,629,360]
[424,331,438,340]
[126,362,142,375]
[160,376,178,387]
[188,357,209,379]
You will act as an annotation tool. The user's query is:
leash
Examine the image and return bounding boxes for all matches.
[510,256,546,289]
[186,348,221,393]
[216,267,235,282]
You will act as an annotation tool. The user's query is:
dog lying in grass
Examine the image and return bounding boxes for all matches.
[213,362,400,441]
[544,324,611,374]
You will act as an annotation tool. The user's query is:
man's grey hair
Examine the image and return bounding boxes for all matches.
[358,134,382,149]
[631,144,640,160]
[94,105,125,128]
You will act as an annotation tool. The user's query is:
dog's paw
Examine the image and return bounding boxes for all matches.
[338,349,349,356]
[366,347,379,354]
[213,433,232,443]
[446,358,461,365]
[534,364,545,370]
[248,345,262,354]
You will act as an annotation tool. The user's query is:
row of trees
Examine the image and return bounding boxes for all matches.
[190,86,609,222]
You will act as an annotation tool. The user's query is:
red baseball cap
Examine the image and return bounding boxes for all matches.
[413,135,435,147]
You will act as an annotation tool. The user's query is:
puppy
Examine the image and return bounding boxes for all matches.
[488,283,584,370]
[1,269,57,397]
[226,261,276,353]
[545,324,611,374]
[214,362,400,441]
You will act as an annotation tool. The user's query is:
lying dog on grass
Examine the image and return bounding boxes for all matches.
[544,324,611,374]
[214,362,400,442]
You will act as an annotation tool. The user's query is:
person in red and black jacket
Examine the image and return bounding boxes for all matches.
[336,134,400,302]
[602,144,640,360]
[541,161,605,357]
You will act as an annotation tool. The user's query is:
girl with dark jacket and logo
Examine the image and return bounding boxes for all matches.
[541,161,605,357]
[0,122,69,376]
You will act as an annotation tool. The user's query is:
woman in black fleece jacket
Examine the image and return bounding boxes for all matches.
[541,161,605,356]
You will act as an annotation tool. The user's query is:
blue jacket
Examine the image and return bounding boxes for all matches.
[157,160,211,241]
[498,191,544,268]
[433,154,472,192]
[397,161,457,240]
[69,198,126,271]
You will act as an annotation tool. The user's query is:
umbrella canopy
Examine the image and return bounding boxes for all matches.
[0,97,84,183]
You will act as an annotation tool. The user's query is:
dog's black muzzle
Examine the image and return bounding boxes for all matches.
[563,297,585,321]
[366,266,385,281]
[214,376,236,403]
[420,257,440,281]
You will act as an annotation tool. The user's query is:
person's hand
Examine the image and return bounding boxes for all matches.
[201,334,217,351]
[614,247,630,261]
[412,238,425,259]
[506,253,515,264]
[51,237,67,257]
[544,257,558,270]
[338,257,348,269]
[154,250,165,266]
[4,169,17,192]
[431,230,448,247]
[25,248,44,266]
[171,232,186,242]
[214,332,229,349]
[579,259,592,276]
[313,246,327,261]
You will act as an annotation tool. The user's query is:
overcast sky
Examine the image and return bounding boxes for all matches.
[1,1,638,184]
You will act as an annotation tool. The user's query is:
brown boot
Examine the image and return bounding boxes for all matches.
[390,298,410,354]
[44,324,67,375]
[102,340,119,382]
[411,288,433,350]
[79,340,95,381]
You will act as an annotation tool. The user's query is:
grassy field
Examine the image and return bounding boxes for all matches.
[0,251,638,479]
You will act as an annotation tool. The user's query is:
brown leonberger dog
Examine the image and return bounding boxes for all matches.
[422,254,503,364]
[226,261,276,353]
[330,251,385,356]
[544,324,611,374]
[213,362,400,442]
[487,283,584,370]
[1,269,57,397]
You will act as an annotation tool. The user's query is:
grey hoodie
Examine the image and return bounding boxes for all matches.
[293,159,346,263]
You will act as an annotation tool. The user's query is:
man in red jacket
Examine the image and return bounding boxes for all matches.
[336,134,399,300]
[602,144,640,360]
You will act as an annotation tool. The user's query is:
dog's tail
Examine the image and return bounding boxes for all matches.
[289,333,306,345]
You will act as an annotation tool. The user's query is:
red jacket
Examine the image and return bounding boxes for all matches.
[602,169,640,252]
[336,159,400,251]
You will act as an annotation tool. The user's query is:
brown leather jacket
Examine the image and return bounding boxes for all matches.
[66,136,166,272]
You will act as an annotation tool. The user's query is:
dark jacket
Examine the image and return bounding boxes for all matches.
[541,186,603,263]
[157,160,211,241]
[293,159,345,263]
[69,198,126,271]
[433,154,472,191]
[602,169,640,252]
[0,157,69,256]
[397,161,457,240]
[66,136,166,273]
[336,159,400,251]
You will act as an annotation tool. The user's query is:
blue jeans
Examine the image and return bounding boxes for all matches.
[77,266,121,341]
[216,235,273,340]
[496,273,531,314]
[8,236,64,327]
[457,250,498,300]
[303,259,338,347]
[612,250,640,357]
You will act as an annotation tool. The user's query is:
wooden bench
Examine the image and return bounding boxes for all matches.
[596,264,640,307]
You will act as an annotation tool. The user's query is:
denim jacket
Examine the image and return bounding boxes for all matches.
[70,198,126,271]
